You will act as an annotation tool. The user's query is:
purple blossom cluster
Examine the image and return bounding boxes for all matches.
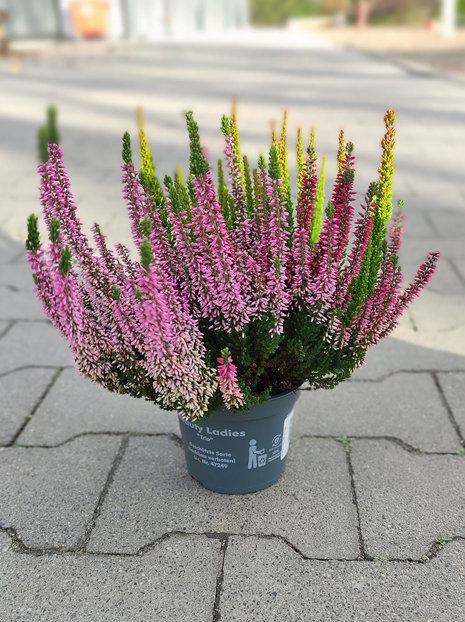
[26,110,439,420]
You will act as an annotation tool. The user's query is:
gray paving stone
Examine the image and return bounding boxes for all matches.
[0,436,120,549]
[451,257,465,286]
[437,372,465,439]
[221,536,465,622]
[398,235,465,264]
[0,233,23,263]
[19,368,178,445]
[0,262,33,289]
[88,436,359,558]
[403,258,465,295]
[351,440,465,559]
[408,291,465,332]
[0,368,56,445]
[427,210,465,237]
[353,332,465,379]
[0,532,219,622]
[0,287,45,320]
[402,210,435,237]
[294,372,461,451]
[0,320,9,337]
[0,321,73,374]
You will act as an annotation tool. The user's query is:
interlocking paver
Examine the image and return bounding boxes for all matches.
[453,258,465,284]
[403,258,465,295]
[437,372,465,439]
[0,368,57,445]
[427,210,465,237]
[408,291,465,332]
[0,532,220,622]
[0,321,73,374]
[87,436,359,558]
[293,372,461,451]
[402,210,435,237]
[351,440,465,559]
[0,261,32,289]
[18,368,178,445]
[353,331,465,379]
[0,436,120,549]
[221,536,465,622]
[0,288,44,321]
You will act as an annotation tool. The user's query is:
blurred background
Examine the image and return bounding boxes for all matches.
[0,1,464,359]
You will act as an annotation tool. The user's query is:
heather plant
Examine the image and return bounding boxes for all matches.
[26,109,438,421]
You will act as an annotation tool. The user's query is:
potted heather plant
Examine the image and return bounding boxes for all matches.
[26,109,438,494]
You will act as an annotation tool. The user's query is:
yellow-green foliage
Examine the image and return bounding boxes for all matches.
[312,156,326,245]
[375,109,396,223]
[337,129,346,174]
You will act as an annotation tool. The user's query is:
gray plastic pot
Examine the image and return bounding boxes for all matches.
[178,388,300,494]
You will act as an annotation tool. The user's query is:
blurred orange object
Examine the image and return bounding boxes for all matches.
[70,1,110,39]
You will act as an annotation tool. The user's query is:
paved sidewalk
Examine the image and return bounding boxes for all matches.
[1,32,465,620]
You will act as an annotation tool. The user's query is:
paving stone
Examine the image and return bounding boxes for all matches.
[221,536,465,622]
[88,436,359,558]
[437,372,465,439]
[451,257,465,285]
[403,258,465,295]
[0,287,45,320]
[0,436,120,549]
[0,233,23,263]
[427,210,465,237]
[0,262,33,289]
[0,320,9,337]
[0,532,219,622]
[353,332,465,379]
[351,440,465,559]
[0,321,73,374]
[398,235,465,264]
[408,291,465,332]
[293,372,460,451]
[0,368,56,445]
[402,210,435,237]
[19,368,178,445]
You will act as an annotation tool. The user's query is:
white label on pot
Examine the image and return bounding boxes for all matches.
[281,410,294,460]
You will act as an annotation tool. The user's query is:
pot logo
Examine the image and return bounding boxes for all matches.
[248,439,267,469]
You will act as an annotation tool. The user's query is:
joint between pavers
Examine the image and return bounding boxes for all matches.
[77,434,130,552]
[7,368,64,447]
[297,434,463,456]
[343,446,368,561]
[432,372,465,447]
[2,526,464,564]
[15,430,183,449]
[0,364,73,380]
[212,536,228,622]
[0,320,15,341]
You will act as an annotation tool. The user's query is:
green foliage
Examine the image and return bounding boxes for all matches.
[434,536,453,550]
[140,239,153,271]
[26,214,40,252]
[335,436,352,451]
[250,0,322,26]
[38,105,60,163]
[58,246,72,276]
[122,132,132,164]
[186,111,209,177]
[49,217,60,246]
[111,285,121,301]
